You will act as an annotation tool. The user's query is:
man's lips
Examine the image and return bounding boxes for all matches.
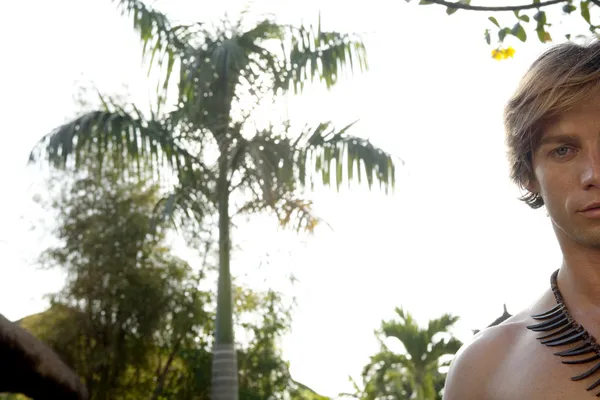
[579,202,600,217]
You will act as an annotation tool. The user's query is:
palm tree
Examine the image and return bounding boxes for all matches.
[354,308,462,400]
[29,1,397,399]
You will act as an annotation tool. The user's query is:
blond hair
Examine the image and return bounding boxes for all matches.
[505,38,600,208]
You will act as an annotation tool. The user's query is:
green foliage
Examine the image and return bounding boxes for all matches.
[409,0,600,56]
[30,2,398,397]
[31,2,397,235]
[32,163,212,400]
[21,165,327,399]
[347,308,462,400]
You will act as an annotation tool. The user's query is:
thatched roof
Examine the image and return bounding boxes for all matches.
[0,312,88,399]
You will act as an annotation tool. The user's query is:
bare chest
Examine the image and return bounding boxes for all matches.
[491,332,600,400]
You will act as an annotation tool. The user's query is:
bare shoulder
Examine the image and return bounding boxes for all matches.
[443,313,531,400]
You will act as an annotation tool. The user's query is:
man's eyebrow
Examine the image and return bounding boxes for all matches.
[538,134,580,146]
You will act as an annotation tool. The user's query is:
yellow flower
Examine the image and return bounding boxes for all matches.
[491,46,516,61]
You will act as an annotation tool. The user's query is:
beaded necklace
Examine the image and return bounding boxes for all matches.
[527,269,600,396]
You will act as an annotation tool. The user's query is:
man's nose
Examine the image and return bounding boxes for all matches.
[581,148,600,190]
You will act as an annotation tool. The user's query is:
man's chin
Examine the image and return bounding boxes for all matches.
[575,231,600,249]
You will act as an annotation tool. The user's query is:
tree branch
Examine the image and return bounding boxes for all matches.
[424,0,567,12]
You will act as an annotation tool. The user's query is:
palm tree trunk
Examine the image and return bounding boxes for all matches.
[415,375,426,400]
[211,152,238,400]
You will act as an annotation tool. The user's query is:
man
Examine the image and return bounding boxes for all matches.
[444,39,600,399]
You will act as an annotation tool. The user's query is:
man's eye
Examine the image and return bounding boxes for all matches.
[552,146,573,158]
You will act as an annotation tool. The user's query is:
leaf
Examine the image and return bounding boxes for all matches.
[151,176,211,232]
[498,27,511,42]
[113,0,194,97]
[488,16,500,28]
[282,23,368,94]
[419,0,433,4]
[562,4,577,13]
[536,27,552,43]
[536,27,545,43]
[581,1,591,24]
[300,121,396,193]
[30,108,189,177]
[519,15,530,22]
[484,29,491,45]
[446,6,458,15]
[533,11,547,24]
[511,23,527,42]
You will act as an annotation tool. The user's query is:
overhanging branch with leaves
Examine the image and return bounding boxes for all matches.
[420,0,568,12]
[411,0,600,59]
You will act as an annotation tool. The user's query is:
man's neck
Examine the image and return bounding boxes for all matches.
[557,242,600,312]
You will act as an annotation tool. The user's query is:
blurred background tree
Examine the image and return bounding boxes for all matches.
[3,157,328,400]
[344,308,462,400]
[29,1,398,398]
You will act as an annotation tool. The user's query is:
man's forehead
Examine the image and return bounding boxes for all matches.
[542,119,580,138]
[541,104,600,139]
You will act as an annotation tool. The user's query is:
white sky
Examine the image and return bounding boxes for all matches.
[0,0,586,397]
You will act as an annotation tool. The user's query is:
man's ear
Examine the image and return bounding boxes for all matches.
[526,178,540,196]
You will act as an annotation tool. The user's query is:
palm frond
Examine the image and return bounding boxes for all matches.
[289,379,331,400]
[240,19,284,43]
[228,128,323,232]
[228,121,395,228]
[151,183,212,233]
[391,307,417,329]
[366,351,411,371]
[361,351,414,400]
[381,308,430,368]
[425,337,462,366]
[366,309,461,400]
[235,192,320,233]
[113,0,197,97]
[274,195,319,232]
[298,122,397,192]
[280,19,368,94]
[426,314,460,339]
[236,19,288,93]
[177,21,285,130]
[228,127,297,201]
[29,102,195,178]
[150,150,218,233]
[178,34,252,130]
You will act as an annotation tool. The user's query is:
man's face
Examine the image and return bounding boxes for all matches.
[531,95,600,248]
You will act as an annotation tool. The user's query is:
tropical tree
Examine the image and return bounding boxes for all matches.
[32,159,212,400]
[29,1,397,399]
[410,0,600,59]
[347,308,462,400]
[25,162,328,400]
